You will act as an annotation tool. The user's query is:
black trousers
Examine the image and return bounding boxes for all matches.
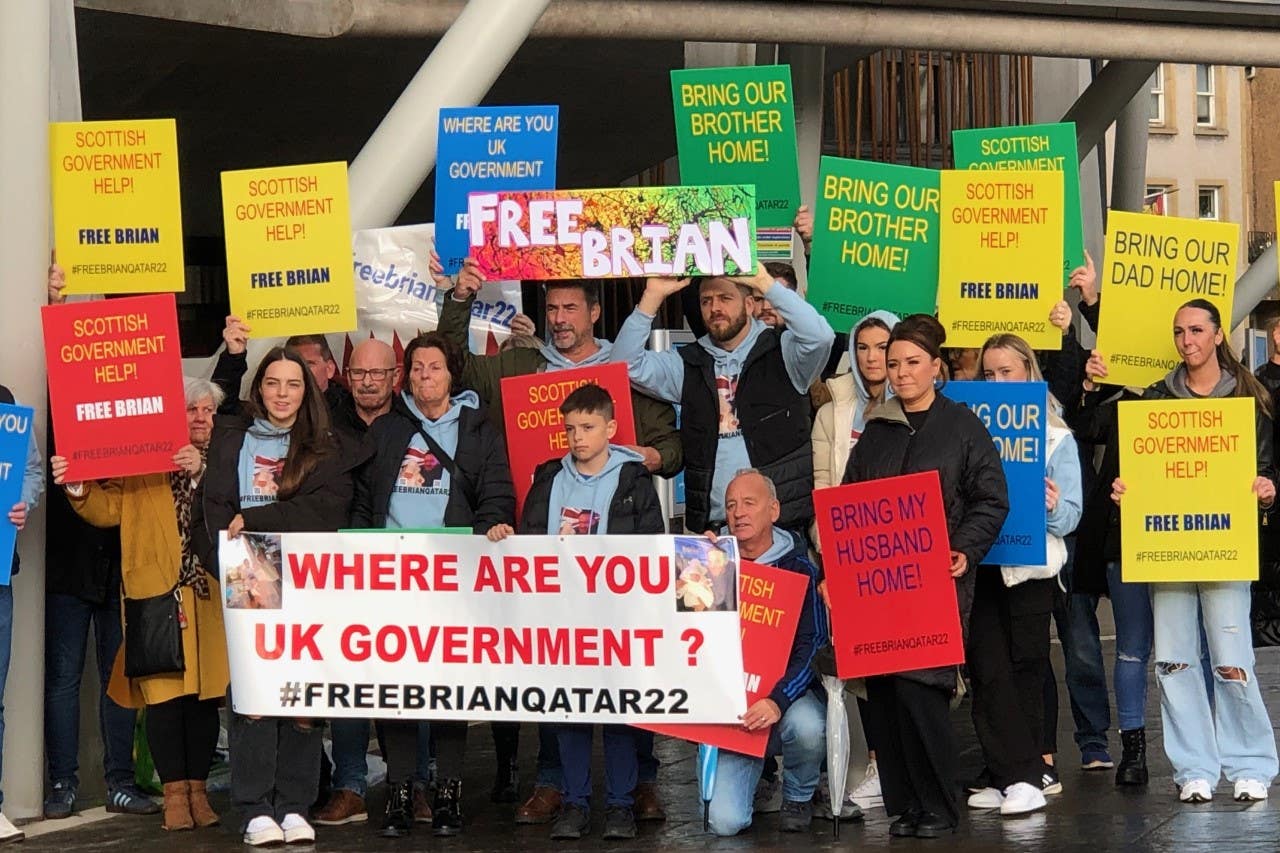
[228,688,322,827]
[146,695,221,783]
[865,675,957,825]
[967,572,1053,789]
[384,720,467,783]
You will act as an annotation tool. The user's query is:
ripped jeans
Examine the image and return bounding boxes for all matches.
[1152,582,1278,786]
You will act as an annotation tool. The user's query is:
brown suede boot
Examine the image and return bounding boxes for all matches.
[187,780,220,828]
[161,781,194,831]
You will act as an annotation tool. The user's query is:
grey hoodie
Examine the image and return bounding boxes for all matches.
[548,445,645,534]
[1161,363,1237,399]
[849,310,901,437]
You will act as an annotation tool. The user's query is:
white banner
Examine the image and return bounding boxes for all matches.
[220,532,747,723]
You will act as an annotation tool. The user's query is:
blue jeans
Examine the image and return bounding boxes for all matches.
[0,587,10,807]
[1107,562,1153,732]
[557,725,637,811]
[330,719,431,796]
[707,690,824,837]
[1052,552,1111,756]
[532,724,648,790]
[1153,582,1278,786]
[43,592,135,789]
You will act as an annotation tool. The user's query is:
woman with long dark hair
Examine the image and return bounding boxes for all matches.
[350,331,515,839]
[194,347,365,846]
[842,314,1008,838]
[1110,299,1278,803]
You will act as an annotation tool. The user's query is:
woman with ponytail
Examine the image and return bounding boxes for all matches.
[1109,298,1278,803]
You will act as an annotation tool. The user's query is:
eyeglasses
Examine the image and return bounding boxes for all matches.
[347,368,395,381]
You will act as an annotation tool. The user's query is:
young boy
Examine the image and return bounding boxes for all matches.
[489,384,664,840]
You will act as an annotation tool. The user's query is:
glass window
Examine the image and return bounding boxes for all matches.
[1198,186,1220,220]
[1148,66,1165,124]
[1196,64,1216,126]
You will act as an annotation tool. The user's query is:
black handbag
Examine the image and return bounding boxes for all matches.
[123,586,186,678]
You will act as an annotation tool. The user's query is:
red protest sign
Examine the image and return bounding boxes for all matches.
[500,362,636,513]
[42,293,187,480]
[641,560,807,757]
[814,471,964,679]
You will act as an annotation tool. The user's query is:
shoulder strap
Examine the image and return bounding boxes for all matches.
[413,424,456,476]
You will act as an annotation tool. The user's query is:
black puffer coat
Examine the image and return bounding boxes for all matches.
[520,457,664,535]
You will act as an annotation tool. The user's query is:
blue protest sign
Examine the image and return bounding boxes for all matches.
[0,404,35,584]
[944,381,1048,565]
[434,105,559,274]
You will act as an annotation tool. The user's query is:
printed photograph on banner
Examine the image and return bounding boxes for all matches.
[937,169,1064,349]
[1096,211,1238,389]
[222,532,283,610]
[1118,398,1258,583]
[807,156,941,332]
[51,118,185,294]
[674,535,739,613]
[952,122,1084,286]
[468,186,757,280]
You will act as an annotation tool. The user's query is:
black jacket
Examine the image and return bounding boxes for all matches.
[193,414,367,570]
[519,457,664,535]
[679,331,813,532]
[1066,384,1137,595]
[762,533,828,714]
[350,397,515,534]
[843,394,1009,691]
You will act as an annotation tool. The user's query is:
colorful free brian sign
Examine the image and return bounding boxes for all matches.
[41,294,188,481]
[51,118,185,294]
[468,186,757,280]
[813,471,964,679]
[500,363,637,514]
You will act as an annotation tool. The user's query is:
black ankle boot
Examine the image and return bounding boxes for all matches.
[490,755,518,803]
[1116,728,1149,786]
[432,779,463,836]
[381,780,413,838]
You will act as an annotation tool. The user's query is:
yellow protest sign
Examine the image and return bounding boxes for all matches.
[1097,211,1237,389]
[221,162,356,338]
[1119,397,1258,582]
[50,119,184,294]
[937,170,1063,349]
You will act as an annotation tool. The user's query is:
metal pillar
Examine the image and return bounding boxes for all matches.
[347,0,552,229]
[0,0,50,821]
[1110,89,1150,214]
[1232,245,1278,328]
[1061,60,1158,160]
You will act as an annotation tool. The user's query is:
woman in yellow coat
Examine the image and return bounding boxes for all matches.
[52,377,230,832]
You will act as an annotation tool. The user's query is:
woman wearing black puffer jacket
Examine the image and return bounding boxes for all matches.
[841,314,1008,840]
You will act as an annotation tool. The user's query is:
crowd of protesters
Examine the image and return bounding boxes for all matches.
[2,205,1276,847]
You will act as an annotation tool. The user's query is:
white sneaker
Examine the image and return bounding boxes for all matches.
[967,786,1005,809]
[849,761,884,809]
[243,815,285,846]
[1233,779,1269,802]
[1179,779,1213,803]
[999,782,1046,816]
[0,814,24,844]
[280,813,315,844]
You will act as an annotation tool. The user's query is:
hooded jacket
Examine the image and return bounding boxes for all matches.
[843,393,1009,692]
[437,292,682,477]
[520,449,665,535]
[350,394,515,534]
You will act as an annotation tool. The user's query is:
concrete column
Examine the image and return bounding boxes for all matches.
[0,0,50,820]
[779,44,825,291]
[1110,89,1150,214]
[348,0,552,229]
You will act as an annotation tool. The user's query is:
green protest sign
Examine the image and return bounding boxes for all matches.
[806,156,941,331]
[952,122,1083,286]
[670,64,800,258]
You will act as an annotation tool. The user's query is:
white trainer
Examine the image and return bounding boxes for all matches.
[966,787,1005,809]
[243,815,285,847]
[280,813,315,845]
[1179,779,1213,803]
[849,761,884,809]
[0,814,24,844]
[1233,779,1268,802]
[999,782,1047,816]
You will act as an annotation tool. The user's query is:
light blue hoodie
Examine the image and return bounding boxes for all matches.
[719,524,798,567]
[238,419,291,507]
[386,390,479,530]
[849,310,900,438]
[612,281,835,522]
[547,445,644,535]
[538,337,617,370]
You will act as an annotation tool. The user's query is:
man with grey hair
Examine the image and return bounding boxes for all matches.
[701,469,829,836]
